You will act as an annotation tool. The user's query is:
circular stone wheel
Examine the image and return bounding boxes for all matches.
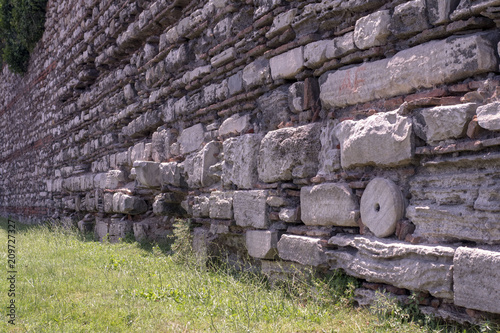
[360,178,405,238]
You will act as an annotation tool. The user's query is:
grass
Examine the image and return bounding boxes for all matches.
[0,216,497,332]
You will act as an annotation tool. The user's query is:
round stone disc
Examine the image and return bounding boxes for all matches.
[360,178,405,238]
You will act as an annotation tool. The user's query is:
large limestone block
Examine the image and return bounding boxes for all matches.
[414,103,477,142]
[95,218,109,241]
[301,183,359,226]
[134,161,161,187]
[178,124,205,155]
[245,230,279,259]
[209,191,233,219]
[454,247,500,314]
[233,190,268,229]
[426,0,461,25]
[304,40,333,69]
[477,101,500,131]
[222,134,261,189]
[320,35,497,108]
[277,235,327,267]
[269,47,304,80]
[104,170,125,189]
[335,110,414,169]
[354,10,391,50]
[328,235,455,299]
[112,193,148,215]
[242,58,272,90]
[184,141,221,188]
[407,204,500,244]
[360,178,405,238]
[108,219,133,243]
[390,0,430,38]
[219,114,250,136]
[318,120,341,176]
[258,124,321,183]
[266,8,297,39]
[159,162,182,187]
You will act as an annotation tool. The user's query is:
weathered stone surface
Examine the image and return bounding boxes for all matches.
[326,32,357,59]
[233,190,268,228]
[407,204,500,243]
[152,128,175,162]
[222,134,261,189]
[108,219,133,243]
[178,124,205,155]
[360,178,405,238]
[426,0,461,25]
[245,230,279,259]
[95,218,109,241]
[318,120,341,177]
[279,207,300,223]
[256,86,291,131]
[277,235,327,266]
[328,235,455,298]
[288,82,305,113]
[192,195,210,218]
[211,47,236,68]
[454,247,500,314]
[219,114,250,136]
[414,103,477,142]
[304,40,333,69]
[390,0,430,38]
[320,35,497,108]
[209,191,233,219]
[354,10,391,50]
[184,141,221,188]
[301,183,359,226]
[228,71,244,95]
[134,161,161,187]
[266,9,297,39]
[258,124,321,182]
[104,170,125,189]
[477,101,500,131]
[269,47,304,80]
[112,193,148,215]
[159,162,182,187]
[335,110,414,169]
[242,58,272,90]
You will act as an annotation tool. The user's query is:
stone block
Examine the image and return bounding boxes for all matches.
[104,170,125,189]
[245,230,279,259]
[453,247,500,314]
[95,218,109,241]
[152,128,175,162]
[320,35,497,108]
[414,103,477,142]
[242,58,271,90]
[219,114,250,136]
[390,0,430,38]
[257,86,291,131]
[426,0,461,25]
[266,8,297,39]
[228,71,244,95]
[209,191,233,219]
[258,124,321,182]
[328,234,455,299]
[326,32,357,59]
[317,120,341,177]
[304,40,333,69]
[354,10,391,50]
[270,47,304,80]
[288,82,305,113]
[277,235,327,267]
[159,162,182,187]
[192,195,210,218]
[134,161,161,188]
[279,207,300,223]
[335,110,414,169]
[108,219,133,243]
[233,190,268,228]
[184,141,221,188]
[211,47,236,68]
[112,192,148,215]
[477,101,500,131]
[222,134,261,189]
[360,178,405,238]
[179,124,205,155]
[301,183,359,226]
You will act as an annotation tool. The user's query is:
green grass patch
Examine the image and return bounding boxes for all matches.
[0,216,496,332]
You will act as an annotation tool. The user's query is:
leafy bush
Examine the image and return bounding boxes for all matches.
[0,0,48,73]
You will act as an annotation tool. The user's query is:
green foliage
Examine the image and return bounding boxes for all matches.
[0,0,48,73]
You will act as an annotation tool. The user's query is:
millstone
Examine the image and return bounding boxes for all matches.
[360,178,405,237]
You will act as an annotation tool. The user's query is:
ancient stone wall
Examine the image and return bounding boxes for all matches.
[1,0,500,322]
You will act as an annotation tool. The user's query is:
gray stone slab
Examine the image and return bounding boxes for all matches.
[209,191,233,219]
[454,247,500,314]
[320,35,497,109]
[179,124,205,155]
[277,235,327,267]
[270,47,304,80]
[184,141,221,188]
[328,234,455,299]
[477,101,500,131]
[242,58,271,90]
[245,230,278,259]
[134,161,161,188]
[301,183,359,226]
[222,134,261,189]
[335,110,414,169]
[354,10,391,50]
[234,190,268,228]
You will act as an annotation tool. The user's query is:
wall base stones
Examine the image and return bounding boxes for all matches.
[2,0,500,323]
